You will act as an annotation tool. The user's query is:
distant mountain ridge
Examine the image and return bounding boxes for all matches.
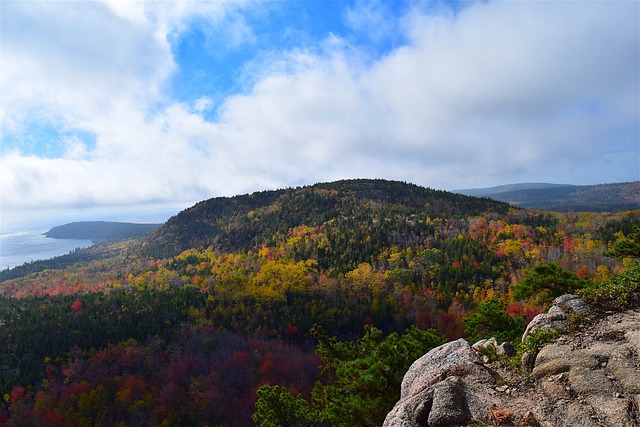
[454,181,639,212]
[44,221,161,241]
[454,183,574,197]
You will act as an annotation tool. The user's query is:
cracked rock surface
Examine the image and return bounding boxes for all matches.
[383,338,503,427]
[384,297,640,427]
[530,309,640,427]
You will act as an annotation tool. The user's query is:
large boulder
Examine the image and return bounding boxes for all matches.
[384,294,640,427]
[383,338,502,427]
[522,294,590,342]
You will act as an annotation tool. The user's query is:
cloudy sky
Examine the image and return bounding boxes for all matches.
[1,0,638,226]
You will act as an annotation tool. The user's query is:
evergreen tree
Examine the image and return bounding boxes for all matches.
[464,297,525,344]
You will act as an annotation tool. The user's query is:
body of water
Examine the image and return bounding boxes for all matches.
[0,229,94,270]
[0,204,182,271]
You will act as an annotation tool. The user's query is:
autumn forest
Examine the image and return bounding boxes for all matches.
[0,179,638,426]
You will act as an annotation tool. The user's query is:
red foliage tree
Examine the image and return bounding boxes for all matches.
[70,300,83,312]
[284,323,299,337]
[9,386,27,404]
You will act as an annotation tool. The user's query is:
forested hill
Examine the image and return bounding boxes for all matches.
[144,179,512,259]
[1,177,638,426]
[44,221,161,241]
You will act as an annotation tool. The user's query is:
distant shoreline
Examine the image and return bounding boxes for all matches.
[43,221,162,241]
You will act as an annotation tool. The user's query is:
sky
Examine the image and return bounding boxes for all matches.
[1,0,639,228]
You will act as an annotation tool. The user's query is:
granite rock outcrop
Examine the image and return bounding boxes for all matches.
[384,296,640,427]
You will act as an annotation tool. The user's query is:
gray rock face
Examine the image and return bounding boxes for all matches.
[529,309,640,427]
[400,338,477,399]
[427,377,467,426]
[522,294,590,342]
[383,338,501,427]
[384,295,640,427]
[497,341,516,357]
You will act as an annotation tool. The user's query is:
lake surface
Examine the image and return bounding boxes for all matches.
[0,229,93,270]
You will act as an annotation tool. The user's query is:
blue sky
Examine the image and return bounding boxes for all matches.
[167,1,418,119]
[1,0,638,226]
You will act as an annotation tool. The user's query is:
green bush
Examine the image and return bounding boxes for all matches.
[606,226,640,259]
[253,325,446,427]
[517,328,562,372]
[579,261,639,311]
[464,297,525,345]
[512,263,586,305]
[253,385,317,427]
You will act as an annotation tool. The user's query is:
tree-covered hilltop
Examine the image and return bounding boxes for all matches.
[144,179,512,260]
[0,179,639,426]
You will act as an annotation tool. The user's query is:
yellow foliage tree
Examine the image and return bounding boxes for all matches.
[245,260,310,302]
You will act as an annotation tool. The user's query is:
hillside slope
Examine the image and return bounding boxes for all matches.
[144,179,512,259]
[1,179,639,426]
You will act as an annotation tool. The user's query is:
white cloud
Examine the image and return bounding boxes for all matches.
[344,0,397,44]
[193,97,214,113]
[1,1,172,132]
[211,1,638,188]
[1,0,638,216]
[62,136,91,160]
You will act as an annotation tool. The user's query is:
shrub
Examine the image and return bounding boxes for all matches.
[512,263,586,306]
[579,261,639,311]
[517,328,561,372]
[464,297,525,345]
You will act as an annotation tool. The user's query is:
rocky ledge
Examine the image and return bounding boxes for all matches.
[384,295,640,427]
